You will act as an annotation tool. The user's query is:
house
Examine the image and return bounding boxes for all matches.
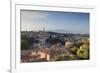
[21,49,51,62]
[65,41,73,48]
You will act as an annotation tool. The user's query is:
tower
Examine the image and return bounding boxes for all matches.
[43,27,45,32]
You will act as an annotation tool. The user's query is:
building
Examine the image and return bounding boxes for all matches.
[21,49,50,62]
[65,41,73,48]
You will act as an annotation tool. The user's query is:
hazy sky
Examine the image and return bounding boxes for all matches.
[21,10,89,34]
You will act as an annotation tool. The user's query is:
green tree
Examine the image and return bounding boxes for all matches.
[21,39,30,50]
[70,47,79,55]
[54,52,77,61]
[76,48,89,59]
[54,53,68,61]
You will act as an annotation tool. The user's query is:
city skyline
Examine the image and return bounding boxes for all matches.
[21,10,89,34]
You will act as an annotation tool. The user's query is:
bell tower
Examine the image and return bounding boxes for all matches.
[43,27,45,32]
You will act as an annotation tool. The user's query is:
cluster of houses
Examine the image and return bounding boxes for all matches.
[21,48,50,62]
[21,30,89,62]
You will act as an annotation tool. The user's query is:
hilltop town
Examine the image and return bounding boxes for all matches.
[21,29,89,63]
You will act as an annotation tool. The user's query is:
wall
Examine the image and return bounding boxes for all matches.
[0,0,100,73]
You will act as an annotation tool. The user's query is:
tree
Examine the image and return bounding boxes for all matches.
[76,48,89,59]
[54,52,77,61]
[21,39,30,50]
[21,35,40,49]
[70,47,79,55]
[54,52,69,61]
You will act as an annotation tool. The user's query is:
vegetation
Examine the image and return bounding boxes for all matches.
[54,52,77,61]
[46,35,64,45]
[21,31,90,62]
[21,39,30,50]
[76,48,89,59]
[21,35,39,49]
[70,47,78,55]
[53,37,89,61]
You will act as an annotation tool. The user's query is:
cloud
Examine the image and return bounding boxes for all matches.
[21,10,49,31]
[21,24,52,31]
[21,10,49,20]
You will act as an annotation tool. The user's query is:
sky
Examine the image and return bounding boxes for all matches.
[21,10,89,34]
